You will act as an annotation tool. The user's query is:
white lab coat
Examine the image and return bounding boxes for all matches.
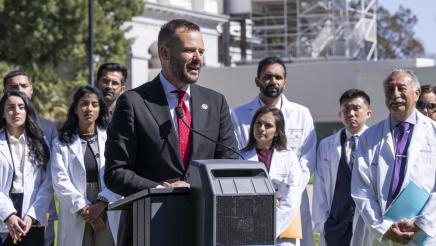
[51,128,121,246]
[313,128,366,246]
[351,111,436,246]
[0,129,53,232]
[231,95,317,246]
[242,148,305,246]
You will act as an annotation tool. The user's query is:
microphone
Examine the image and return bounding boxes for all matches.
[175,107,245,160]
[175,107,185,120]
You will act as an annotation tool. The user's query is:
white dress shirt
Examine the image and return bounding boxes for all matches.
[7,132,27,193]
[159,73,191,135]
[344,128,365,168]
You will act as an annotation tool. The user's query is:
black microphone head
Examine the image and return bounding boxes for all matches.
[175,107,184,119]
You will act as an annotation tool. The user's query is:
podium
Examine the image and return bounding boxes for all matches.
[109,159,275,246]
[109,187,192,246]
[187,159,276,245]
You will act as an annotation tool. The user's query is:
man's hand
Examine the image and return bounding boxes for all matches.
[397,219,420,233]
[162,180,190,188]
[384,220,415,244]
[81,202,107,223]
[89,217,106,232]
[5,214,25,242]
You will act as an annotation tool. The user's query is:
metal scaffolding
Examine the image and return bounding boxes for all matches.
[249,0,377,61]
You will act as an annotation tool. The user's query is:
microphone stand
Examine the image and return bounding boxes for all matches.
[175,107,245,160]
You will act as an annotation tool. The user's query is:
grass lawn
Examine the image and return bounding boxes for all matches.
[54,196,58,246]
[314,233,320,245]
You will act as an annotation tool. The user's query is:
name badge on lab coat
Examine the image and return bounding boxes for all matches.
[417,143,436,164]
[287,129,303,149]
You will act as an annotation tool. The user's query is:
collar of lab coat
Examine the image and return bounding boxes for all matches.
[67,127,107,171]
[249,94,292,111]
[241,147,289,176]
[243,95,294,124]
[322,130,343,198]
[331,129,343,160]
[0,129,15,168]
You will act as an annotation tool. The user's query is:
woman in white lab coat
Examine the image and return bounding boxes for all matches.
[51,86,120,246]
[0,90,52,245]
[231,93,316,246]
[240,106,305,246]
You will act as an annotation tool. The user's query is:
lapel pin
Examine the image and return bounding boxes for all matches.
[201,104,208,110]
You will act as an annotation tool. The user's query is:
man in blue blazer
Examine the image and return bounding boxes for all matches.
[104,19,239,246]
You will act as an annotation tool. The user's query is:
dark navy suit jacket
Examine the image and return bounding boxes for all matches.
[104,76,238,246]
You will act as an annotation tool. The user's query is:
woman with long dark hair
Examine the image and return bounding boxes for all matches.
[51,86,120,246]
[0,90,51,245]
[241,106,306,246]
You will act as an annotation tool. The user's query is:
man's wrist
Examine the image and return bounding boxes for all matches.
[97,195,109,204]
[97,196,109,211]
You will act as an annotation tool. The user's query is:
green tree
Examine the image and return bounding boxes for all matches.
[0,0,143,120]
[377,5,425,59]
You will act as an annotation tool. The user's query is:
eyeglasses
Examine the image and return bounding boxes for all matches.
[416,101,436,112]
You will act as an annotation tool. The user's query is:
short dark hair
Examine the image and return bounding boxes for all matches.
[243,106,287,152]
[158,19,200,48]
[59,86,109,144]
[3,70,32,88]
[420,84,436,95]
[96,63,128,84]
[256,57,287,79]
[339,89,371,106]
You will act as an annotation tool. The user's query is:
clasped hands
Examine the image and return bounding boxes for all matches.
[384,219,420,244]
[81,202,107,232]
[5,214,32,242]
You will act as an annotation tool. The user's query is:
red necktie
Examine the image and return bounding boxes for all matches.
[174,90,192,169]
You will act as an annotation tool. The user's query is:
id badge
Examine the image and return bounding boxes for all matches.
[287,128,303,150]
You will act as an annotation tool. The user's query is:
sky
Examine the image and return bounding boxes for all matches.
[379,0,436,57]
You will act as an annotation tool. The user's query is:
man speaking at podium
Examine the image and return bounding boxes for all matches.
[104,19,239,246]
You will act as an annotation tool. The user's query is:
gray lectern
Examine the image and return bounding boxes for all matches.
[109,187,192,246]
[109,159,275,246]
[186,159,276,246]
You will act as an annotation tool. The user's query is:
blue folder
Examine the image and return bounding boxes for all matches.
[384,181,431,245]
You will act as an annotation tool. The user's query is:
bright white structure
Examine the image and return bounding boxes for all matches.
[227,0,378,63]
